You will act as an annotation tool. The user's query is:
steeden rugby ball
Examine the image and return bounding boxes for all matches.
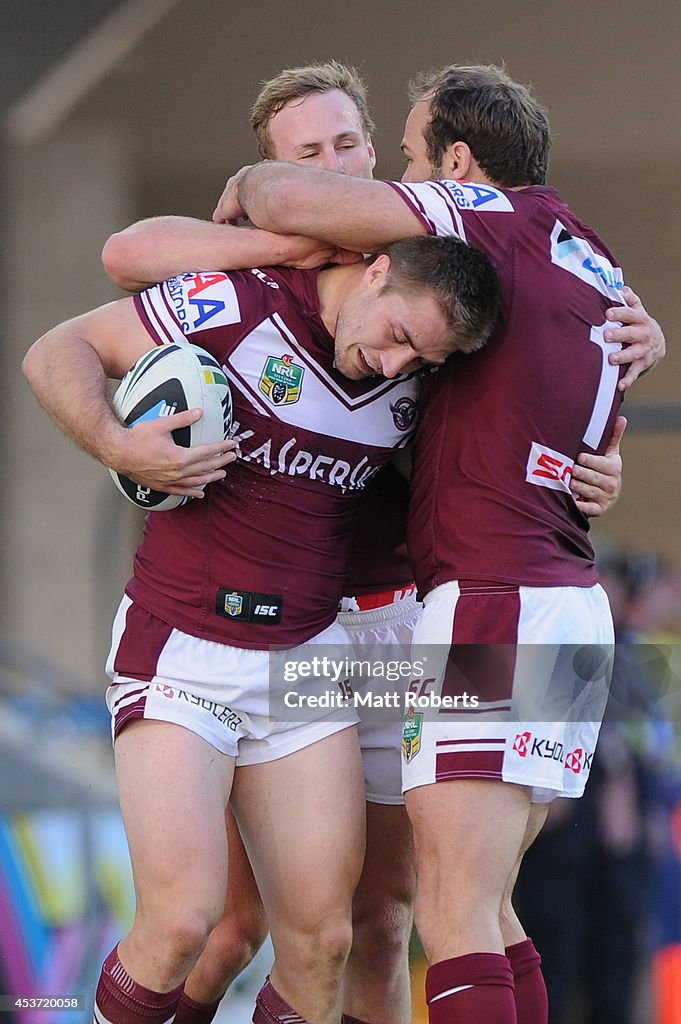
[110,343,232,511]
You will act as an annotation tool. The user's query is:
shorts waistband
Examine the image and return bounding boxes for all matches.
[339,584,417,613]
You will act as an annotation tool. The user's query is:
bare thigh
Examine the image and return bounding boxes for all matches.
[406,778,532,962]
[232,727,366,1020]
[116,719,234,930]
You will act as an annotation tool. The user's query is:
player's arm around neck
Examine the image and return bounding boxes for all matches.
[231,163,427,251]
[102,216,329,292]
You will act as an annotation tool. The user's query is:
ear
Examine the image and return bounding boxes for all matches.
[365,252,391,288]
[366,134,377,171]
[441,140,473,181]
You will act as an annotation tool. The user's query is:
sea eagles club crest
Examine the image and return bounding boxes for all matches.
[259,354,304,406]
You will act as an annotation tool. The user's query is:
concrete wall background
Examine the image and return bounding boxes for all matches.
[2,0,679,686]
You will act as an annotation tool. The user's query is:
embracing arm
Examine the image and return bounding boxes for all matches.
[215,163,427,251]
[604,287,665,391]
[221,165,666,387]
[102,216,360,292]
[571,415,626,517]
[22,300,234,495]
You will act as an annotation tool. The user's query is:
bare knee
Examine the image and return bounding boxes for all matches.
[352,888,414,969]
[164,909,221,962]
[210,905,269,981]
[281,916,353,979]
[316,918,354,970]
[125,905,221,985]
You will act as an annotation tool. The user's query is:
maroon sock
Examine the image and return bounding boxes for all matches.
[252,979,308,1024]
[94,946,184,1024]
[173,993,221,1024]
[425,952,516,1024]
[505,939,548,1024]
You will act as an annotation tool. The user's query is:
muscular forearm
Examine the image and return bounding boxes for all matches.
[23,301,235,496]
[102,217,311,292]
[236,164,425,251]
[22,328,129,468]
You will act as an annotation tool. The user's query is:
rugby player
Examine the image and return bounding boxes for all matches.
[101,61,663,1024]
[210,63,666,1024]
[22,233,499,1024]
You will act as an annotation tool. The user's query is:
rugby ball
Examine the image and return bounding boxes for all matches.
[110,343,232,511]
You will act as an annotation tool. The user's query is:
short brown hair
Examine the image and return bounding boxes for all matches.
[250,60,375,159]
[409,64,551,187]
[378,236,500,355]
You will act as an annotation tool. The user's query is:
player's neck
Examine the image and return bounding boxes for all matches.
[316,262,367,337]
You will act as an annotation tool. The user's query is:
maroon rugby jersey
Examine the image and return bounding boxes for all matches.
[129,266,418,648]
[389,180,625,592]
[343,464,413,596]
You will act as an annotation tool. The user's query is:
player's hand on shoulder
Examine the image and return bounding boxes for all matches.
[604,287,665,391]
[111,408,237,497]
[571,416,626,517]
[213,165,254,224]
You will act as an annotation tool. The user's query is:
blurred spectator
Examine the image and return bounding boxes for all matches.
[625,556,681,1024]
[515,541,681,1024]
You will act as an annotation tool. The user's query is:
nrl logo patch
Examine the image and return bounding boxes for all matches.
[259,354,304,406]
[223,591,244,617]
[402,708,423,763]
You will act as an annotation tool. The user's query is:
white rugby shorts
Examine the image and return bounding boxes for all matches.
[339,594,422,804]
[106,595,358,765]
[402,580,614,802]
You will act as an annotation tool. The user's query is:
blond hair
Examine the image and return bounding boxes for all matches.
[251,60,375,158]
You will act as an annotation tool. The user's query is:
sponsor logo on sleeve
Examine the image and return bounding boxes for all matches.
[443,180,514,212]
[167,272,242,333]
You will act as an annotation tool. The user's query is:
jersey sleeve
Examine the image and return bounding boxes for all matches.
[388,179,519,259]
[387,180,509,237]
[133,271,246,359]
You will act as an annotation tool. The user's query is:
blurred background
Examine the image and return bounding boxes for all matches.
[0,1,679,1022]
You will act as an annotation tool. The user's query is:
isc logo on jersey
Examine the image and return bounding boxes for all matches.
[443,180,514,212]
[168,272,242,333]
